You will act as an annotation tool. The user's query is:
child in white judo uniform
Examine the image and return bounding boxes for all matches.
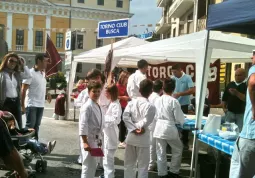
[123,79,156,178]
[153,78,184,178]
[148,79,163,171]
[101,84,122,178]
[79,81,104,178]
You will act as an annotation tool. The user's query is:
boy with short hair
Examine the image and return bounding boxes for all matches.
[79,81,104,178]
[153,78,184,178]
[148,79,163,171]
[123,79,156,178]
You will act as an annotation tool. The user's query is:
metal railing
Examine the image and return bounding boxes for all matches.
[34,46,44,52]
[15,45,24,51]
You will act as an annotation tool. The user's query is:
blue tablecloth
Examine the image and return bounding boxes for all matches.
[177,118,207,130]
[197,133,235,155]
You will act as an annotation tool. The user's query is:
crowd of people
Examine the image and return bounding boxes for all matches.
[1,51,255,178]
[75,59,198,178]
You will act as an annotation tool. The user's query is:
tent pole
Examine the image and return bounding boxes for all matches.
[190,30,211,178]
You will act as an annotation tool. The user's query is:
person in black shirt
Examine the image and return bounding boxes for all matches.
[222,68,247,131]
[0,115,28,178]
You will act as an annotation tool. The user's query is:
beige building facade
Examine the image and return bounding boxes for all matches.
[0,0,132,79]
[155,0,251,90]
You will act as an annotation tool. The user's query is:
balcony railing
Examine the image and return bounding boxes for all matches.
[168,0,193,18]
[15,45,24,51]
[34,46,44,52]
[155,17,171,34]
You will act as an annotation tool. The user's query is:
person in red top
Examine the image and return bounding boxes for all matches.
[53,90,66,120]
[116,71,130,148]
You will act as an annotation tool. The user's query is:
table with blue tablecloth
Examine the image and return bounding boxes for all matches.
[197,132,235,155]
[195,131,236,178]
[177,118,207,130]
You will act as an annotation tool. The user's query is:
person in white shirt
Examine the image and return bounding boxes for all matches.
[76,69,110,168]
[123,79,156,178]
[148,79,163,171]
[0,53,32,129]
[153,78,184,178]
[127,59,148,99]
[101,84,122,178]
[21,53,51,140]
[75,69,104,108]
[79,81,104,178]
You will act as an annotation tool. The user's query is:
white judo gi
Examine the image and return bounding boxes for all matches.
[77,85,110,165]
[123,97,156,178]
[79,98,104,178]
[153,95,184,176]
[103,100,122,178]
[148,92,160,169]
[126,70,146,99]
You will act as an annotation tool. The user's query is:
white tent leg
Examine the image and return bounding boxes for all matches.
[66,61,77,120]
[190,30,212,178]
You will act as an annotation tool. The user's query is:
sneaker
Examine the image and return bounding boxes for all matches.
[148,165,157,171]
[47,142,52,154]
[50,140,57,152]
[118,142,126,149]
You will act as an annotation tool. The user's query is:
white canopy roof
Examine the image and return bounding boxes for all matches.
[73,36,149,63]
[74,30,255,68]
[111,30,255,67]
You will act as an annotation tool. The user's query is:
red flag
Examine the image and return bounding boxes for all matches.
[45,34,62,77]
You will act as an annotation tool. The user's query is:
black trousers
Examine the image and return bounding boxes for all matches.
[119,107,127,143]
[2,97,22,129]
[181,105,189,146]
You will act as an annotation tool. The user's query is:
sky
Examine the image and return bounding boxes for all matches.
[129,0,162,35]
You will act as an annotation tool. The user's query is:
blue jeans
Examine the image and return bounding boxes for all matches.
[26,107,44,140]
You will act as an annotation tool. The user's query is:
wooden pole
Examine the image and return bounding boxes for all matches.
[111,38,114,50]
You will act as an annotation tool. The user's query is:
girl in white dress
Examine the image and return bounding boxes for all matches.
[102,84,122,178]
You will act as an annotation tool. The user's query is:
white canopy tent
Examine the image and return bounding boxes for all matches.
[74,36,149,64]
[71,36,149,88]
[71,30,255,177]
[70,36,148,85]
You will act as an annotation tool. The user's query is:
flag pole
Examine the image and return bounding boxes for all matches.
[111,38,113,50]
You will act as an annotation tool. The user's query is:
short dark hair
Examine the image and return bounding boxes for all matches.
[153,80,163,93]
[163,78,176,93]
[137,59,148,69]
[172,64,182,70]
[106,84,118,101]
[87,81,102,92]
[86,69,102,80]
[139,79,153,98]
[35,53,48,65]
